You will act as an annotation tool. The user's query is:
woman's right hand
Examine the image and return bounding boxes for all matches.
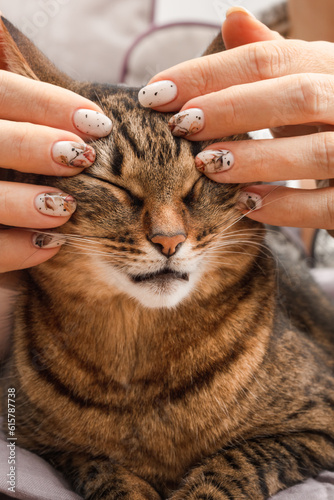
[0,71,112,273]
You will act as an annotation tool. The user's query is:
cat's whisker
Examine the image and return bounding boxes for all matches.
[208,238,271,252]
[21,228,113,247]
[210,186,281,235]
[92,89,107,113]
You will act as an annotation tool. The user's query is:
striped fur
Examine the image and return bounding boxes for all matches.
[1,13,334,500]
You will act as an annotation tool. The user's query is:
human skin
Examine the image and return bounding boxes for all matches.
[140,6,334,232]
[288,0,334,42]
[0,75,112,273]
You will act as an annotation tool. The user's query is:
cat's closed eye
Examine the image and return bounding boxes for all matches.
[82,171,144,207]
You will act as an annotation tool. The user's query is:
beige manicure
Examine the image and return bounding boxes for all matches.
[52,141,96,168]
[238,192,262,211]
[35,193,77,217]
[32,233,66,249]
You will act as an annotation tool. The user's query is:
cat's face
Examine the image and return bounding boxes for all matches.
[37,88,256,309]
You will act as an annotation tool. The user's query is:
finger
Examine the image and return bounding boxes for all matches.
[0,71,112,138]
[0,229,63,273]
[138,37,333,111]
[270,124,319,138]
[237,185,334,230]
[195,133,334,183]
[167,73,334,140]
[0,120,96,175]
[0,181,76,228]
[222,7,283,50]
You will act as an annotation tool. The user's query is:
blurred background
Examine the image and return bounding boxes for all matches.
[0,0,280,85]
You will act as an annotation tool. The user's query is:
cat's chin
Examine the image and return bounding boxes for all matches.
[91,256,201,309]
[126,278,193,309]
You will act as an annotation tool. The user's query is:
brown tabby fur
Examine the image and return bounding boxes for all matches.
[1,10,334,500]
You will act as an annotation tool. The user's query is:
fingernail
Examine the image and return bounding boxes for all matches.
[35,193,77,217]
[226,6,256,19]
[73,109,112,137]
[52,141,96,168]
[32,233,66,249]
[195,149,234,173]
[138,80,177,108]
[237,192,262,211]
[168,108,204,137]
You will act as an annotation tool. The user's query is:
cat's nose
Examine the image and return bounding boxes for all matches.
[150,233,186,258]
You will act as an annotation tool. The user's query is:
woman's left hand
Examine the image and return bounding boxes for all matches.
[138,7,334,231]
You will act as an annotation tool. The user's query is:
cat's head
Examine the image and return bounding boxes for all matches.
[2,17,263,309]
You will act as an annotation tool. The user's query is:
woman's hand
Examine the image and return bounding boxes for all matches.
[0,71,112,273]
[138,7,334,231]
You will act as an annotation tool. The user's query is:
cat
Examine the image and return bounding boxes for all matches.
[1,13,334,500]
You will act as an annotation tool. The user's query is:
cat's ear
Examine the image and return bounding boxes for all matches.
[0,16,74,89]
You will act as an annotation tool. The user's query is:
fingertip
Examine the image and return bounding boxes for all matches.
[226,6,257,19]
[73,109,112,138]
[26,245,62,268]
[138,80,178,110]
[32,232,66,250]
[51,139,96,173]
[222,8,283,49]
[0,229,63,273]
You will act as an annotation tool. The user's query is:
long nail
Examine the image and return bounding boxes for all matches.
[226,6,256,19]
[195,149,234,173]
[32,233,66,249]
[35,193,77,217]
[238,192,262,211]
[73,109,112,137]
[52,141,96,168]
[138,81,177,108]
[168,108,204,137]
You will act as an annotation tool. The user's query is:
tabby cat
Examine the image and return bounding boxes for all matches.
[1,13,334,500]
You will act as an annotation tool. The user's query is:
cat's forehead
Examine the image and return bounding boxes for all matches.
[90,89,201,196]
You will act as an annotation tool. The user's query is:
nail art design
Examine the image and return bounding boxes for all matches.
[73,110,112,137]
[32,233,66,249]
[138,81,177,108]
[168,109,204,137]
[52,141,96,168]
[238,192,262,211]
[195,149,234,173]
[35,193,77,217]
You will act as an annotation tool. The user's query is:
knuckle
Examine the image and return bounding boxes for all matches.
[314,133,334,179]
[0,70,11,108]
[189,57,217,96]
[292,74,329,119]
[246,42,288,81]
[0,183,11,218]
[324,190,334,229]
[16,123,33,166]
[35,88,52,123]
[219,89,238,128]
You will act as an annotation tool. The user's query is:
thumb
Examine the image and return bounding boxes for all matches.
[222,7,283,50]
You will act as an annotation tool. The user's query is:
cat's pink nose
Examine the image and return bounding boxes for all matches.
[150,233,186,257]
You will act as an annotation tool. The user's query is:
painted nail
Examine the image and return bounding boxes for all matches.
[32,233,66,249]
[52,141,96,168]
[73,109,112,137]
[138,81,177,108]
[226,6,256,19]
[195,149,234,173]
[35,193,77,217]
[168,108,204,137]
[238,192,262,211]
